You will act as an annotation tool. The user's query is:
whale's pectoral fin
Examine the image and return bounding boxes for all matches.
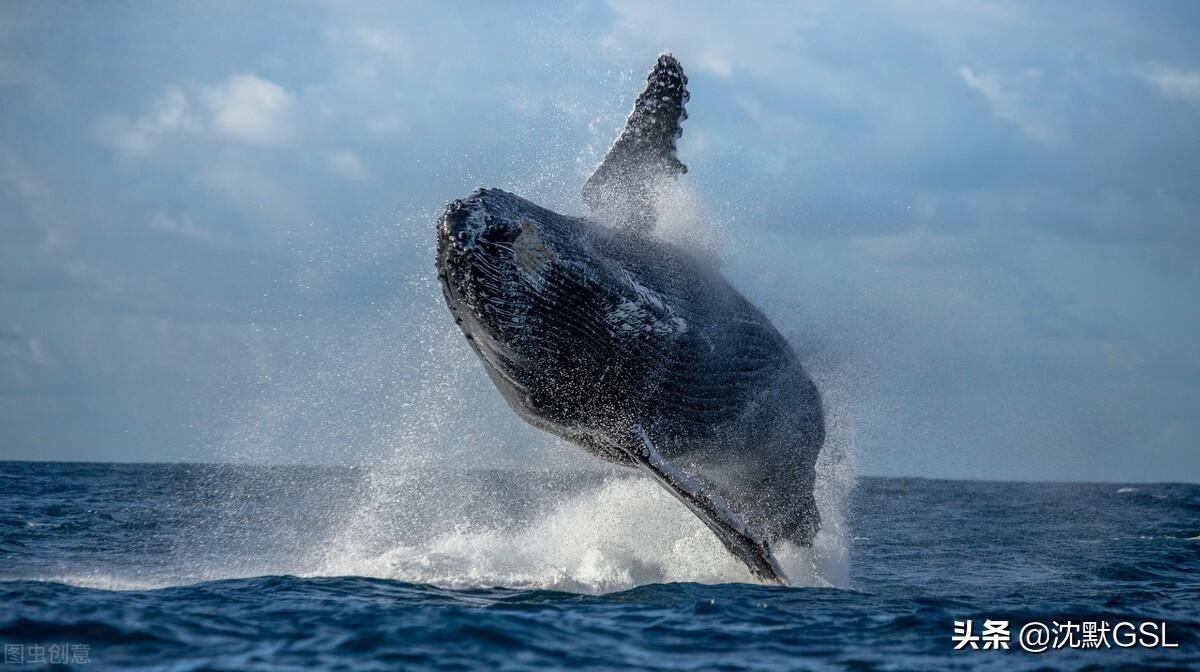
[620,425,789,585]
[582,54,689,234]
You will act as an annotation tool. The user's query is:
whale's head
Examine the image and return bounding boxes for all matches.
[437,189,571,350]
[436,188,644,432]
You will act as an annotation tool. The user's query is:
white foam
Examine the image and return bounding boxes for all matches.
[38,574,178,592]
[316,470,849,594]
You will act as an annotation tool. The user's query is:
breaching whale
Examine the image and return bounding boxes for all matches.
[435,55,823,583]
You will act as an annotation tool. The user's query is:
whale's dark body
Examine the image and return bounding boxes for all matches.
[436,56,823,583]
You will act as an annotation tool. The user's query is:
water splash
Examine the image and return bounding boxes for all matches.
[316,468,850,594]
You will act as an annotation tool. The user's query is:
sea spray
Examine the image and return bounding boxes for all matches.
[316,472,848,593]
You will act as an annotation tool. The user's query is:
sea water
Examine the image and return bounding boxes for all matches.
[1,461,1196,670]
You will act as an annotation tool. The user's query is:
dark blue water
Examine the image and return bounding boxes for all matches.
[1,462,1196,670]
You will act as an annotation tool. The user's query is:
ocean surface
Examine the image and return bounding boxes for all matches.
[0,461,1196,670]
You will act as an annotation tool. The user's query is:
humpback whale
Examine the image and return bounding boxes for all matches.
[436,55,823,583]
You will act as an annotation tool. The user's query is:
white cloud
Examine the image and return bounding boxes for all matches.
[103,74,293,155]
[1140,66,1200,108]
[353,25,407,59]
[324,150,369,180]
[695,50,733,78]
[1,149,69,252]
[104,87,195,156]
[148,212,231,245]
[1,149,50,202]
[0,330,56,378]
[201,74,294,145]
[322,24,416,87]
[959,66,1054,143]
[602,0,822,78]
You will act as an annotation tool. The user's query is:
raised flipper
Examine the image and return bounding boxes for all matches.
[622,426,788,585]
[582,54,689,234]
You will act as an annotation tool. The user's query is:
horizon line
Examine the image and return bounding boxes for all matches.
[0,458,1194,487]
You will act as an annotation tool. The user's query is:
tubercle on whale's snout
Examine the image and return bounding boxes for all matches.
[439,198,485,252]
[436,191,530,326]
[436,200,476,321]
[439,189,533,257]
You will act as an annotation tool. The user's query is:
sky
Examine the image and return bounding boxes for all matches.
[1,1,1198,482]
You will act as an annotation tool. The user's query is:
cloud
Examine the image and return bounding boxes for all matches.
[602,0,822,78]
[1140,66,1200,108]
[325,150,369,181]
[148,212,232,245]
[201,74,294,145]
[959,66,1054,143]
[0,328,55,387]
[103,87,195,156]
[103,74,293,155]
[353,25,408,60]
[1,148,70,253]
[1,149,50,203]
